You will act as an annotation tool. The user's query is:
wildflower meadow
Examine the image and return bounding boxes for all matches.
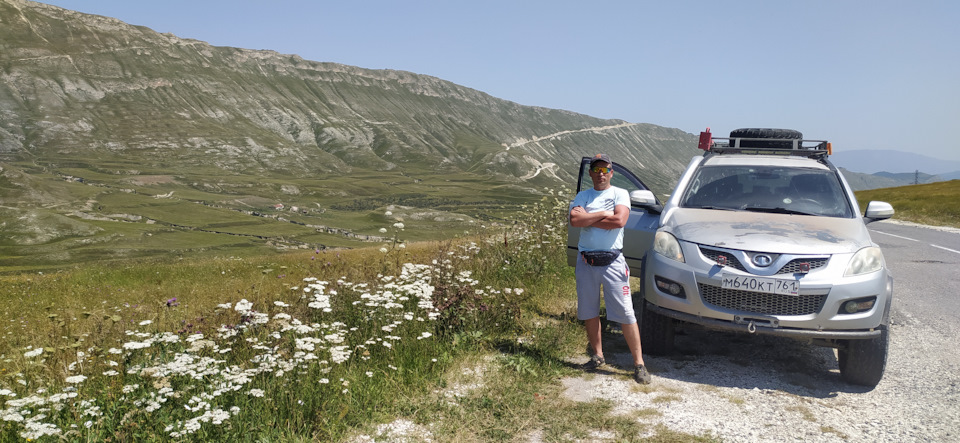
[0,189,574,441]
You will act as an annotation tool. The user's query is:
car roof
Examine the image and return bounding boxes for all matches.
[701,155,831,170]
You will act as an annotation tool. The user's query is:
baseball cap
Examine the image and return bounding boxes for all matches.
[589,154,612,166]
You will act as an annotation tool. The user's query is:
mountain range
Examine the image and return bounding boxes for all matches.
[0,0,700,270]
[4,0,948,271]
[830,149,960,176]
[831,150,960,189]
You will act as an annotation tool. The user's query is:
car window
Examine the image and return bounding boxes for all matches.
[577,161,652,194]
[680,165,853,218]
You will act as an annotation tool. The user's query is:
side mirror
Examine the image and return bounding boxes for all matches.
[863,201,894,224]
[630,190,662,214]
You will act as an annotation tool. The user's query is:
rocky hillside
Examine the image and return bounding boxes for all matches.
[838,169,944,191]
[0,0,699,270]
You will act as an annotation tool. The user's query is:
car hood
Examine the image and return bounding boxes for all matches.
[663,208,872,254]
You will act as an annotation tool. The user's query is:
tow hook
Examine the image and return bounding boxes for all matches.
[734,315,779,332]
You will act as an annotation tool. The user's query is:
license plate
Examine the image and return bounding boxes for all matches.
[721,274,799,295]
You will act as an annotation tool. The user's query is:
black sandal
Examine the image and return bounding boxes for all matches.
[582,354,605,371]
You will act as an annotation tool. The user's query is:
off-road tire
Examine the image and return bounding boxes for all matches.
[639,299,675,355]
[838,324,889,388]
[728,128,803,149]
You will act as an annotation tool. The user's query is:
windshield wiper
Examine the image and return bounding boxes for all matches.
[742,206,818,216]
[687,205,737,211]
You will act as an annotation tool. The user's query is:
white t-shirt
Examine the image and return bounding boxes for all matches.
[570,186,629,251]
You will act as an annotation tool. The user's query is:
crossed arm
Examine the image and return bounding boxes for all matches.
[569,204,629,229]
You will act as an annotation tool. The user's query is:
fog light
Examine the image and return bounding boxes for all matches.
[656,280,681,295]
[843,301,858,314]
[654,277,686,298]
[842,298,876,314]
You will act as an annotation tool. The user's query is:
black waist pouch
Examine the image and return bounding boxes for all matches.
[580,249,621,267]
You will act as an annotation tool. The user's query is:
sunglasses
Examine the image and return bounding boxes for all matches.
[590,166,613,174]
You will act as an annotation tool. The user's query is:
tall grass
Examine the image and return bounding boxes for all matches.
[0,188,574,441]
[855,179,960,228]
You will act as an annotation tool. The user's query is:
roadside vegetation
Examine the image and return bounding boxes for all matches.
[0,180,946,441]
[855,179,960,228]
[0,187,720,442]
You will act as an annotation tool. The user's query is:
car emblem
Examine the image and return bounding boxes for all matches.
[752,254,773,267]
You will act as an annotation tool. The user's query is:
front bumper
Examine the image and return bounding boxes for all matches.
[646,304,883,340]
[643,243,893,339]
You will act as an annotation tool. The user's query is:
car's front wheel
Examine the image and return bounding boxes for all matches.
[639,299,675,355]
[837,325,889,388]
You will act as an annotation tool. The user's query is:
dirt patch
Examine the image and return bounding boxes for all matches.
[123,175,178,186]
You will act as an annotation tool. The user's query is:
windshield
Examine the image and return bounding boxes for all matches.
[680,165,854,218]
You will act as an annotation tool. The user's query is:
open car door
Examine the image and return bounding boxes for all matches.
[566,157,662,275]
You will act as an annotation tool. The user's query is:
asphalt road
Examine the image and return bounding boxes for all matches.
[868,220,960,330]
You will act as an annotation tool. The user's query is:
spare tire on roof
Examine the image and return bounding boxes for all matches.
[729,128,802,149]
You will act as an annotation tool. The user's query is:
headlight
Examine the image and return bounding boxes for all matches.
[844,247,885,276]
[653,231,685,263]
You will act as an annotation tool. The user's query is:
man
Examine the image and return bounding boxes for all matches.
[568,154,651,384]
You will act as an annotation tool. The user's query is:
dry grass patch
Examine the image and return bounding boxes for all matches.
[651,394,684,404]
[787,405,817,422]
[630,407,663,419]
[630,383,657,394]
[821,425,848,439]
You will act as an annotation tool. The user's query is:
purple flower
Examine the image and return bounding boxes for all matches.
[166,298,179,307]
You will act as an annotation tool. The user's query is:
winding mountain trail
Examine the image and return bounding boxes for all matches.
[505,122,639,150]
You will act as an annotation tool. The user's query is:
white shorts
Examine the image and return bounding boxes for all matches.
[575,253,636,324]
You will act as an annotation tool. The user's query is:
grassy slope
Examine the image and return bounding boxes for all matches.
[0,190,729,441]
[0,158,539,273]
[855,179,960,228]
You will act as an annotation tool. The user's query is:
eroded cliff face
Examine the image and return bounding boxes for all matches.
[0,0,699,267]
[0,0,696,186]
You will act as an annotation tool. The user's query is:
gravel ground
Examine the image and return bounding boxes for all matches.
[560,305,960,442]
[352,303,959,442]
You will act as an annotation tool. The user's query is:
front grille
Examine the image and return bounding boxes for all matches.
[700,249,747,272]
[776,258,829,275]
[701,246,829,275]
[699,283,826,316]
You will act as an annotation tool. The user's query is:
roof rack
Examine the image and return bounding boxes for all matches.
[697,129,832,158]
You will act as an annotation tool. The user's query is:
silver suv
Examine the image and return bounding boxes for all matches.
[567,128,895,387]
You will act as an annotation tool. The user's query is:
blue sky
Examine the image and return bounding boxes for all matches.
[39,0,960,162]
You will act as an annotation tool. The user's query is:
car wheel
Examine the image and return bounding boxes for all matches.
[728,128,803,149]
[639,299,675,355]
[838,325,889,388]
